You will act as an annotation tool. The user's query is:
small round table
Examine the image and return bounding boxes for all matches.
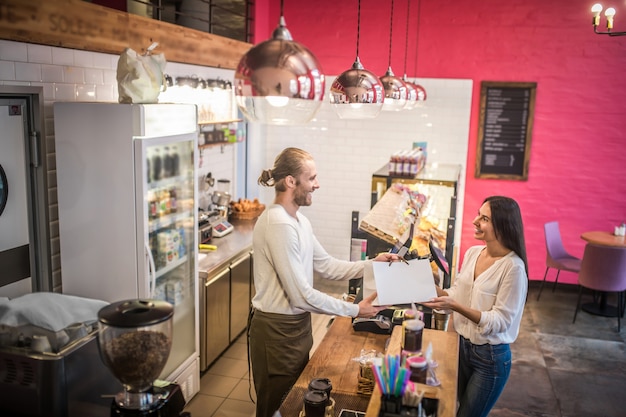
[581,231,626,248]
[580,231,626,317]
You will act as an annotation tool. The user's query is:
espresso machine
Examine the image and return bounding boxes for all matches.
[211,178,231,219]
[97,299,188,417]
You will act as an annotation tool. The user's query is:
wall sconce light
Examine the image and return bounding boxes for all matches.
[234,1,325,125]
[591,3,626,36]
[330,0,384,119]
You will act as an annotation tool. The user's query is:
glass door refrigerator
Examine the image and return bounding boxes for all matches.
[53,102,200,401]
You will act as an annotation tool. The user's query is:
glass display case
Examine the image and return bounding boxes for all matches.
[366,163,461,288]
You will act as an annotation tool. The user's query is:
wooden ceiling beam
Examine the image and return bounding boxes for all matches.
[0,0,251,70]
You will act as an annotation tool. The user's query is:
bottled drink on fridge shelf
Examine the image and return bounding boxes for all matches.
[159,189,170,216]
[169,187,177,213]
[147,190,158,219]
[146,148,152,183]
[163,146,173,178]
[171,145,180,177]
[152,148,162,181]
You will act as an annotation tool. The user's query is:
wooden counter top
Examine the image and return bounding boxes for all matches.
[365,324,459,417]
[279,316,390,416]
[279,317,459,417]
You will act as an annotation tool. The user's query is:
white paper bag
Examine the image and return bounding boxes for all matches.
[116,47,166,104]
[365,258,438,306]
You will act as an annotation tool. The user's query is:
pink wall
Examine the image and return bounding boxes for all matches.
[255,0,626,283]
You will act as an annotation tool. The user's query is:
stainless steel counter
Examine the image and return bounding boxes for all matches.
[197,218,256,371]
[197,219,255,275]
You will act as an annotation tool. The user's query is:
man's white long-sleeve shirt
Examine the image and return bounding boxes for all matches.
[251,204,366,317]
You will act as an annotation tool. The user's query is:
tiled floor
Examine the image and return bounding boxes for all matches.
[183,278,341,417]
[184,280,626,417]
[490,281,626,417]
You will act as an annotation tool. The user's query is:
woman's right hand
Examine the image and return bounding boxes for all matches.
[357,291,387,318]
[421,295,455,311]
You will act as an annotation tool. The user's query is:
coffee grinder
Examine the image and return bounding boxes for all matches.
[97,299,187,417]
[211,178,231,220]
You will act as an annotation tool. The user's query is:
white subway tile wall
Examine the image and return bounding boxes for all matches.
[250,78,472,262]
[41,64,64,83]
[0,40,27,61]
[0,61,14,80]
[27,43,53,64]
[51,47,74,66]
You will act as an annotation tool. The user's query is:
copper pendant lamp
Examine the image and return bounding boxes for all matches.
[409,0,427,106]
[402,0,418,110]
[330,0,384,119]
[234,1,325,125]
[381,0,408,112]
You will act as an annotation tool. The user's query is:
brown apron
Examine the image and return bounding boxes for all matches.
[249,309,313,417]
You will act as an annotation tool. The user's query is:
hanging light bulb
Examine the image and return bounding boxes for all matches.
[234,1,325,125]
[401,0,418,110]
[410,0,427,106]
[590,3,626,36]
[413,83,427,101]
[402,77,419,110]
[381,0,407,111]
[330,0,384,119]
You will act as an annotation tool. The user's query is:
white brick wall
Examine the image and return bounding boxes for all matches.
[248,78,472,263]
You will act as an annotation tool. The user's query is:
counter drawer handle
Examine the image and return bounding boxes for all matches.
[230,254,249,269]
[205,269,229,286]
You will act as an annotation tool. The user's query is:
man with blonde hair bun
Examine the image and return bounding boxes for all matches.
[249,147,399,417]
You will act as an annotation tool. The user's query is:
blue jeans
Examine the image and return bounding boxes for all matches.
[456,336,511,417]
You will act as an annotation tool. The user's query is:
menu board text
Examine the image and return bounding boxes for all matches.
[475,81,536,180]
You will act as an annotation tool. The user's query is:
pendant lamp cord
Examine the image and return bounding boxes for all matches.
[280,0,284,16]
[388,0,395,68]
[356,0,362,58]
[413,0,421,75]
[403,0,411,74]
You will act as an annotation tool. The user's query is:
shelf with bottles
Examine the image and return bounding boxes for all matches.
[198,120,245,148]
[153,265,194,321]
[147,181,193,224]
[148,175,191,191]
[150,223,190,277]
[371,163,461,196]
[155,255,188,279]
[147,144,185,183]
[148,210,193,233]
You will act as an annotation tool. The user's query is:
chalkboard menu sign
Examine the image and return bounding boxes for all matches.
[475,81,536,180]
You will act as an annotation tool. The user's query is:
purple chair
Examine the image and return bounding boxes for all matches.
[536,221,582,301]
[573,243,626,332]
